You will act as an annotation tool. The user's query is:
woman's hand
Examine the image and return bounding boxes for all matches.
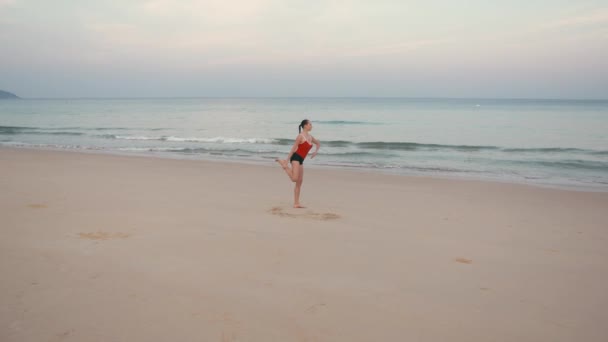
[310,151,318,159]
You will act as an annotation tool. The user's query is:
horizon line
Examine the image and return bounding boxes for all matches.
[7,96,608,102]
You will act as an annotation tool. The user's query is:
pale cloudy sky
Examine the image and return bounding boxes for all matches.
[1,0,607,98]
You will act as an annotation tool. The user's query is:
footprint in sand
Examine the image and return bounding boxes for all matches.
[454,257,473,264]
[218,312,239,342]
[306,302,327,314]
[269,206,340,221]
[78,232,130,240]
[27,203,48,209]
[56,329,75,340]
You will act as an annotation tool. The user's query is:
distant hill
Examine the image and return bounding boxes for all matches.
[0,90,19,99]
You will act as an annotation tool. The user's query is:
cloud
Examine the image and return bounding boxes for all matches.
[84,22,154,49]
[541,8,608,30]
[141,0,273,22]
[0,0,16,10]
[341,39,448,58]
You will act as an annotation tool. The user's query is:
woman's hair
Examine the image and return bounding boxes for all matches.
[299,119,310,133]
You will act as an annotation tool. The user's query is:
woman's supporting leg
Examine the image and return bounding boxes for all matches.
[294,165,304,208]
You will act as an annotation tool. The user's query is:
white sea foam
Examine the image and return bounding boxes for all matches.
[114,135,160,140]
[110,135,278,144]
[164,136,277,144]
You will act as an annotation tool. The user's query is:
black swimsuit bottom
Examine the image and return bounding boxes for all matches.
[290,153,304,165]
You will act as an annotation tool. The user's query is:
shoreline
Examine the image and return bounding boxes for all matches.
[2,144,606,194]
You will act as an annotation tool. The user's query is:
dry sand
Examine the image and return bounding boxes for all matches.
[1,147,607,341]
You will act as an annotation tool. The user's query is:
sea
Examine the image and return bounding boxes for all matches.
[1,97,607,192]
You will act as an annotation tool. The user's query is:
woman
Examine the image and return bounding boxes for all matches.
[276,119,320,208]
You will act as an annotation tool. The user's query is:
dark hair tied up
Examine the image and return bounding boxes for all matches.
[299,119,309,133]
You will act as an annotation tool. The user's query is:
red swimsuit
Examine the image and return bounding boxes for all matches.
[295,139,313,159]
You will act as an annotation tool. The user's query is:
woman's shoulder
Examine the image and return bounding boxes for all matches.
[299,133,312,142]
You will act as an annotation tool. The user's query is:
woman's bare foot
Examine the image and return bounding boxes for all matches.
[275,159,288,169]
[293,204,306,208]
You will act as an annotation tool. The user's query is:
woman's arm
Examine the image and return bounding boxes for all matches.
[310,136,320,158]
[286,135,303,160]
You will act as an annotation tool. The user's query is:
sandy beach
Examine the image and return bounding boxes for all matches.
[1,146,607,342]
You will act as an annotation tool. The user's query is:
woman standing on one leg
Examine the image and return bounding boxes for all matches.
[276,119,320,208]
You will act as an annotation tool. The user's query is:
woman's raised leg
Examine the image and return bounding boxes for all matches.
[276,159,300,182]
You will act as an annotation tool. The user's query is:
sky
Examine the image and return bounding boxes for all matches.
[0,0,607,98]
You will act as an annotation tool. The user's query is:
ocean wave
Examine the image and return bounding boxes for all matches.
[274,139,351,147]
[354,141,499,151]
[117,147,182,152]
[103,134,278,144]
[0,125,168,135]
[57,127,159,131]
[322,151,379,157]
[94,135,161,140]
[117,146,280,154]
[0,125,87,133]
[316,120,383,125]
[317,161,473,173]
[164,136,277,144]
[91,127,132,131]
[46,131,85,136]
[0,126,85,136]
[0,125,37,134]
[91,127,163,131]
[115,135,162,141]
[117,146,390,158]
[275,139,499,151]
[310,140,608,155]
[97,132,608,156]
[0,141,102,150]
[513,159,608,172]
[502,147,588,153]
